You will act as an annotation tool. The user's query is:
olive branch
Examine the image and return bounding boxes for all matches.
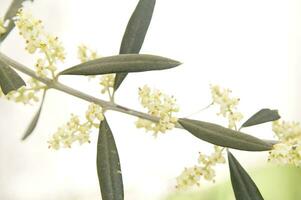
[1,1,298,200]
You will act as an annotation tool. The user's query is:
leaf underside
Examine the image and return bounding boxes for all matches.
[178,118,272,151]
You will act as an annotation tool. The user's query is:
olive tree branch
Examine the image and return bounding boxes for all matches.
[0,51,183,128]
[0,52,279,145]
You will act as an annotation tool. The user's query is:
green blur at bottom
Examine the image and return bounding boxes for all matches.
[166,165,301,200]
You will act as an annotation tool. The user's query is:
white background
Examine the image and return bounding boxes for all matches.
[0,0,300,199]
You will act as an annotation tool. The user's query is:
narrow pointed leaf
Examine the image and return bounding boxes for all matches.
[97,117,123,200]
[21,90,46,140]
[0,59,25,94]
[241,108,281,128]
[228,151,264,200]
[119,0,156,54]
[60,54,181,76]
[114,0,156,91]
[178,118,272,151]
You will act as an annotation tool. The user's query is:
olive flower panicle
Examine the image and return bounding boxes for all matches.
[268,120,301,167]
[15,8,65,78]
[135,85,179,135]
[176,146,225,189]
[1,9,65,104]
[48,103,104,150]
[77,44,115,96]
[210,85,243,129]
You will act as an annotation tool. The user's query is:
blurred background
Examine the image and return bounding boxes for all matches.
[0,0,300,199]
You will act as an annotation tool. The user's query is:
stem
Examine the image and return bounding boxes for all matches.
[107,87,113,102]
[184,102,214,118]
[0,51,280,146]
[0,51,182,128]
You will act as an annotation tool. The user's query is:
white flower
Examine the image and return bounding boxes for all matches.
[210,85,243,129]
[136,85,179,135]
[49,103,104,150]
[86,103,104,126]
[15,9,65,78]
[176,146,225,189]
[176,166,202,189]
[100,74,115,94]
[77,44,98,63]
[1,78,44,105]
[268,120,301,167]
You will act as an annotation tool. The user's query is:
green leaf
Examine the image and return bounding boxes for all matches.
[21,90,46,140]
[178,118,272,151]
[241,109,281,128]
[228,150,264,200]
[0,0,31,43]
[114,0,156,91]
[119,0,156,54]
[97,117,123,200]
[60,54,181,76]
[0,59,25,94]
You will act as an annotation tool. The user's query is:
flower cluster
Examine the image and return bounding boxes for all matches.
[135,85,179,135]
[0,78,44,104]
[77,45,115,96]
[176,146,225,189]
[99,74,115,94]
[48,103,104,150]
[78,44,98,63]
[268,120,301,167]
[85,103,105,127]
[15,9,65,78]
[0,18,6,36]
[210,85,243,129]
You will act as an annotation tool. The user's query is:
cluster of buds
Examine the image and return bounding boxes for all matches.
[77,45,115,96]
[176,146,225,189]
[268,120,301,167]
[99,74,115,94]
[0,78,44,104]
[210,85,243,129]
[48,103,104,150]
[15,9,65,78]
[78,44,98,63]
[136,85,179,135]
[0,18,6,36]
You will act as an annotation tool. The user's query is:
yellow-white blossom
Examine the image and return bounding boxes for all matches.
[78,44,98,63]
[85,103,105,127]
[176,166,202,189]
[48,103,104,149]
[100,74,115,94]
[15,9,65,78]
[272,120,301,141]
[0,78,44,104]
[210,85,243,129]
[268,120,301,167]
[77,44,115,96]
[136,85,179,135]
[176,146,225,189]
[0,18,6,36]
